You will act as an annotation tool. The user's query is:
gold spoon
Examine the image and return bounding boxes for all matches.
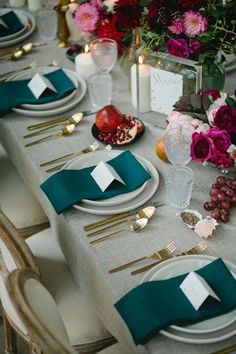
[89,218,148,245]
[23,113,83,138]
[25,124,75,147]
[87,206,155,237]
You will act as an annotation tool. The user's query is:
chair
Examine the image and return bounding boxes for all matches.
[0,211,117,354]
[0,143,49,238]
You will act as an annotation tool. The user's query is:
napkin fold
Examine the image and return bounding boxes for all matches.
[0,69,76,116]
[115,258,236,345]
[0,11,24,37]
[40,151,151,214]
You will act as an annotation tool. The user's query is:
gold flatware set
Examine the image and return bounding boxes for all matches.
[0,42,47,61]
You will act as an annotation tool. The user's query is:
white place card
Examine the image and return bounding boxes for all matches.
[0,18,9,30]
[27,73,57,99]
[180,271,220,310]
[91,161,125,192]
[151,67,183,115]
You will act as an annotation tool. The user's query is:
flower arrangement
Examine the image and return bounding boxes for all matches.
[141,0,236,66]
[166,89,236,170]
[73,0,141,54]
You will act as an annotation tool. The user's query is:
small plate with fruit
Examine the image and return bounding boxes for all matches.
[92,104,145,146]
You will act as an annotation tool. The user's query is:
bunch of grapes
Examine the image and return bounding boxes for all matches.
[204,176,236,223]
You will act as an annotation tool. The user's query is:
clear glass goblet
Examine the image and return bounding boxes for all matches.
[90,38,118,94]
[164,126,192,166]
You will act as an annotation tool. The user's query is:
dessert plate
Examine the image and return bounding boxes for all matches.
[141,255,236,344]
[63,150,148,207]
[7,67,79,110]
[0,9,28,41]
[0,9,36,48]
[65,150,159,215]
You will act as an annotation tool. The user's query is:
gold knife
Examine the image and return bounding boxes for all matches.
[210,345,236,354]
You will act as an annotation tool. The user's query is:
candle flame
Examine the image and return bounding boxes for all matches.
[138,55,143,65]
[85,44,89,53]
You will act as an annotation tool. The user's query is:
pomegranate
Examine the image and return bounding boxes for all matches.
[96,105,123,133]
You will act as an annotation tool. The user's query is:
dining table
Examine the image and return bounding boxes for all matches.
[0,12,236,354]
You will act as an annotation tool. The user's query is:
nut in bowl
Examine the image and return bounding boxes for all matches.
[92,104,145,146]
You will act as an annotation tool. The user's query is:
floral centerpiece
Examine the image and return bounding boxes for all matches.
[73,0,236,62]
[166,89,236,171]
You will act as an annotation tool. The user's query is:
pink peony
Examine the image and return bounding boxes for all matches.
[183,11,208,36]
[166,38,192,58]
[74,3,99,32]
[207,127,231,153]
[168,18,184,34]
[190,132,214,162]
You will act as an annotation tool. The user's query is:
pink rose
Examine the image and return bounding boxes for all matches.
[207,94,227,126]
[195,122,210,133]
[183,11,208,36]
[190,132,214,162]
[168,18,184,34]
[166,38,192,58]
[207,127,231,153]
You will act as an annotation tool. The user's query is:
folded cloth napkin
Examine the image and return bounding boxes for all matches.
[0,11,24,37]
[115,258,236,345]
[0,69,76,116]
[41,150,151,214]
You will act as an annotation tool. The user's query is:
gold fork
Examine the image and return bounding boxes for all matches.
[44,141,100,173]
[131,241,208,275]
[109,242,177,273]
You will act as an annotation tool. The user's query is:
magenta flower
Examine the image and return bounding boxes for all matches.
[90,0,103,8]
[214,105,236,133]
[190,132,214,162]
[209,151,234,169]
[183,11,208,36]
[204,89,221,100]
[166,38,192,58]
[74,3,99,32]
[168,18,184,34]
[190,39,202,52]
[207,127,231,153]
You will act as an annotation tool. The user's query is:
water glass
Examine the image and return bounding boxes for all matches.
[164,126,192,166]
[36,9,57,41]
[88,73,112,109]
[165,166,194,209]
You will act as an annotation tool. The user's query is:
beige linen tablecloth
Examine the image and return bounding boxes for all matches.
[0,34,236,354]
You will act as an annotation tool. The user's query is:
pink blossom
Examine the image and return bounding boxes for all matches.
[194,217,218,238]
[90,0,103,9]
[207,93,227,126]
[168,18,184,34]
[183,11,208,36]
[74,3,99,33]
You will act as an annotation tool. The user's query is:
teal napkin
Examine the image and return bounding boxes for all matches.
[115,258,236,345]
[41,150,151,214]
[0,11,24,37]
[0,69,76,116]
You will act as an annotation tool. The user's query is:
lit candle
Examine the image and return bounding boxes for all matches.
[75,44,98,80]
[131,56,151,113]
[27,0,42,11]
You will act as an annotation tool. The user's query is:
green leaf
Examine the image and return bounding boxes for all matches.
[226,96,236,109]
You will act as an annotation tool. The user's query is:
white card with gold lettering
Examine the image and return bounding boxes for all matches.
[151,67,183,114]
[27,73,57,99]
[180,271,220,310]
[91,161,125,192]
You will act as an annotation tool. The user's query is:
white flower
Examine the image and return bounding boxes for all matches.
[103,0,118,12]
[207,93,227,126]
[194,217,219,238]
[227,144,236,154]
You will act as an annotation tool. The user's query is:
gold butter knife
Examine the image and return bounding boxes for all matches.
[210,345,236,354]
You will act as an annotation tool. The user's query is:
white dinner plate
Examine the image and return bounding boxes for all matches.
[64,150,148,207]
[0,9,36,48]
[7,67,79,110]
[141,255,236,344]
[10,71,87,117]
[0,9,28,42]
[66,150,159,215]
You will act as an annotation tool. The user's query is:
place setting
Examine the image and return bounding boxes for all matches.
[0,65,87,117]
[0,8,36,48]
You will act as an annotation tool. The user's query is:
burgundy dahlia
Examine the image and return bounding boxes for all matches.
[114,0,141,29]
[179,0,206,11]
[214,106,236,133]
